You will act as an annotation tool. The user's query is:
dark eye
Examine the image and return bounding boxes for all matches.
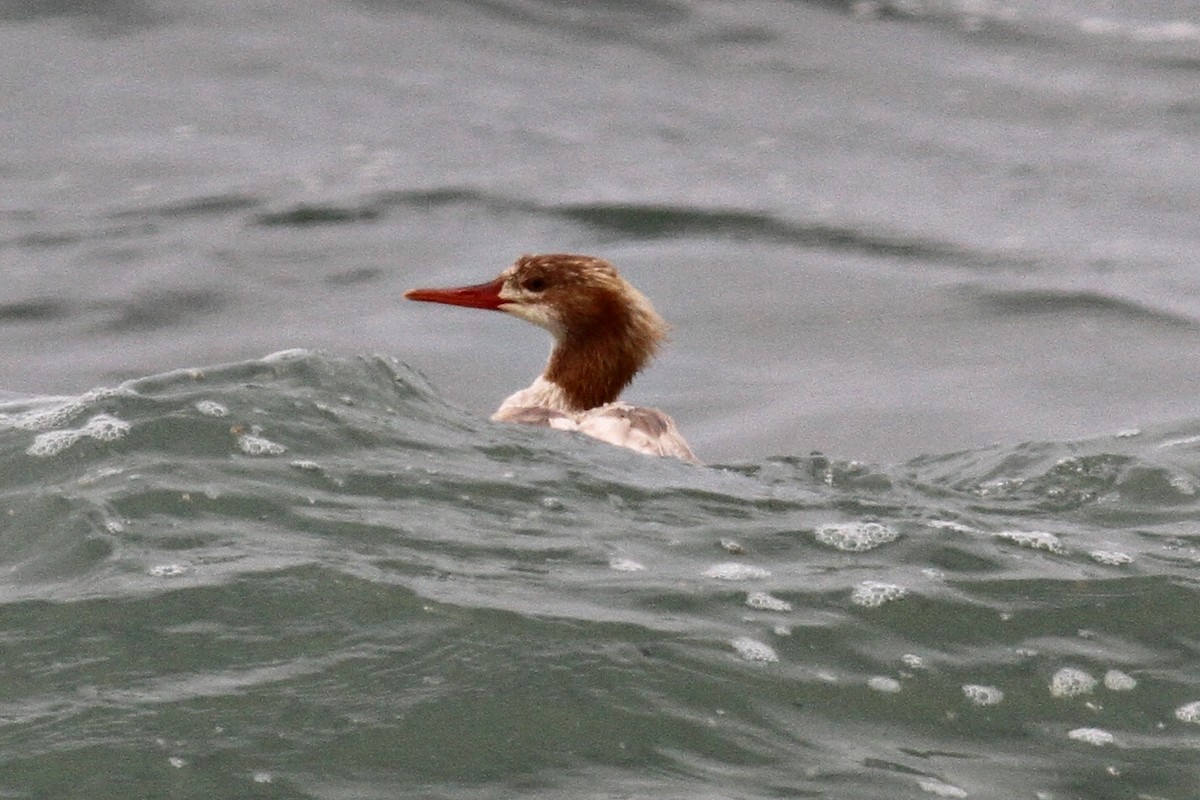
[522,277,547,293]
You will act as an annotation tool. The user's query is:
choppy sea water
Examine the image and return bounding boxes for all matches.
[4,0,1200,797]
[2,351,1200,799]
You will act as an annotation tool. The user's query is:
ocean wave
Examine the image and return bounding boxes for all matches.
[3,351,1200,796]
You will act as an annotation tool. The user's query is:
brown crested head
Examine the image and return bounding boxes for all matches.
[495,255,660,336]
[406,253,671,411]
[502,254,669,410]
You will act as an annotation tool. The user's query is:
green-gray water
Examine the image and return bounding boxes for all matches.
[3,352,1198,798]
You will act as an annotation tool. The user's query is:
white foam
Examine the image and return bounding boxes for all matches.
[704,563,770,581]
[814,521,899,552]
[1068,727,1114,746]
[149,564,190,578]
[1174,700,1200,723]
[9,400,86,431]
[26,429,84,457]
[851,581,907,607]
[745,591,791,612]
[901,653,925,669]
[3,387,120,432]
[1103,669,1137,691]
[962,684,1004,706]
[730,637,778,663]
[237,433,287,456]
[83,414,131,441]
[26,413,131,457]
[1049,667,1097,697]
[608,558,645,572]
[994,530,1064,553]
[195,400,229,417]
[867,676,902,694]
[1089,550,1133,566]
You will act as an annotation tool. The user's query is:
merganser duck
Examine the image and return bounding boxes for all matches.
[405,254,698,463]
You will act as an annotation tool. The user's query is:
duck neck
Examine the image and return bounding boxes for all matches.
[543,326,652,411]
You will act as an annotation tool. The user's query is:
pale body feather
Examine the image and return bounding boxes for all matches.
[493,377,698,463]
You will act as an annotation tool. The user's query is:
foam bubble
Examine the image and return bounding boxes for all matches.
[26,413,131,457]
[704,563,770,581]
[1103,669,1137,691]
[237,433,287,456]
[1068,727,1114,746]
[1175,700,1200,723]
[608,558,645,572]
[814,522,899,552]
[5,387,121,432]
[995,530,1064,553]
[901,653,925,669]
[851,581,907,607]
[1050,667,1097,697]
[26,429,85,457]
[10,401,85,431]
[962,684,1004,706]
[720,539,746,554]
[745,591,791,612]
[82,414,130,442]
[868,676,901,693]
[149,564,190,578]
[730,637,778,663]
[811,522,897,554]
[195,400,229,417]
[1090,550,1133,566]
